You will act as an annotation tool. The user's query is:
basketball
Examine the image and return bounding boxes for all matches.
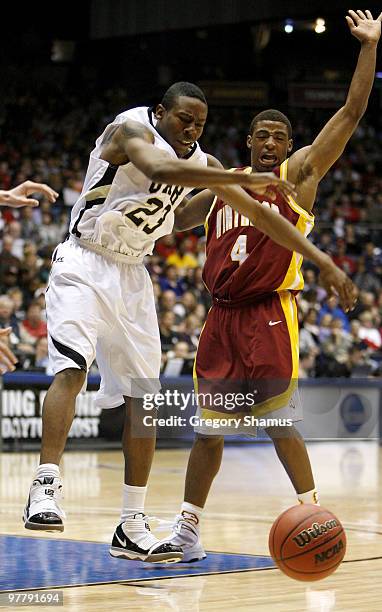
[269,504,346,581]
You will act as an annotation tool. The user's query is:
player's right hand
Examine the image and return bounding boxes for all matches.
[318,262,357,313]
[241,172,297,201]
[0,328,17,373]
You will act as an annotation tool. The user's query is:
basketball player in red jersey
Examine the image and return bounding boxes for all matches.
[166,9,381,562]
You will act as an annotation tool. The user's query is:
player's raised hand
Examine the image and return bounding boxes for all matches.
[0,181,59,208]
[346,10,382,44]
[243,171,297,201]
[318,261,357,313]
[0,328,17,373]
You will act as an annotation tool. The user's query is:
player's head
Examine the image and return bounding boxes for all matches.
[155,82,208,158]
[247,109,293,171]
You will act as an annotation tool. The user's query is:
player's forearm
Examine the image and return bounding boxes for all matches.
[254,205,332,270]
[345,41,378,118]
[150,159,251,188]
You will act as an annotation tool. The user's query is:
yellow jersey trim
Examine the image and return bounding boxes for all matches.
[280,159,315,223]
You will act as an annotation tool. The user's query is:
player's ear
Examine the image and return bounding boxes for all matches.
[246,134,252,149]
[287,138,293,153]
[155,104,166,121]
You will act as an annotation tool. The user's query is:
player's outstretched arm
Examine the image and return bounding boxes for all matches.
[289,9,382,196]
[101,121,297,195]
[0,181,59,207]
[210,184,356,311]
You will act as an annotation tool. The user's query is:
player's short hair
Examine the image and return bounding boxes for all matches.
[161,82,207,110]
[249,109,292,138]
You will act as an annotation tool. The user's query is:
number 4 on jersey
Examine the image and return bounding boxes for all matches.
[230,234,248,265]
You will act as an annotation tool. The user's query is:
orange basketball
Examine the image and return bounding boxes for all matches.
[269,504,346,581]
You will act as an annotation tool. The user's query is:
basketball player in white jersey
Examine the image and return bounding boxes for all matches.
[23,82,355,563]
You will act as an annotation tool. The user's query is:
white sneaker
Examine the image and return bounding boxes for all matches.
[110,513,183,563]
[166,513,206,563]
[23,476,65,532]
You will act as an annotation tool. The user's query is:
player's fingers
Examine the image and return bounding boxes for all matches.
[377,11,382,22]
[25,181,59,201]
[348,10,360,24]
[278,180,297,198]
[0,343,17,368]
[0,327,11,337]
[264,188,276,201]
[12,197,39,207]
[356,9,367,20]
[365,10,373,20]
[345,15,356,29]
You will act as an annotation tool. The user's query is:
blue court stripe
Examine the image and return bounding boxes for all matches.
[0,535,275,591]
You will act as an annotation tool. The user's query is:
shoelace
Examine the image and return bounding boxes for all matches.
[122,513,162,550]
[30,479,65,517]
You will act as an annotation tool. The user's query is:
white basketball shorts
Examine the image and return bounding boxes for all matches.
[46,239,161,408]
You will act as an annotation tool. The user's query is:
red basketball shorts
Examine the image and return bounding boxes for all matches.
[194,290,300,419]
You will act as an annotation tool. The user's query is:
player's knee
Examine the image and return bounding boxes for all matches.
[265,424,299,440]
[195,434,224,449]
[54,368,86,394]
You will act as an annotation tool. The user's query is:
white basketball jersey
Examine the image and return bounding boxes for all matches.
[69,106,207,262]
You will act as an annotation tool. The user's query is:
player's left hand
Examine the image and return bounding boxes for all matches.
[0,181,59,207]
[318,261,357,313]
[346,10,382,45]
[246,172,297,201]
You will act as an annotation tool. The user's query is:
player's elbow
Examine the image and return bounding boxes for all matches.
[342,103,364,125]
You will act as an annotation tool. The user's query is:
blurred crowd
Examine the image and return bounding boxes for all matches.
[0,89,381,377]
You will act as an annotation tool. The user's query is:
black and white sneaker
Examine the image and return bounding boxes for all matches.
[23,476,65,532]
[110,513,183,563]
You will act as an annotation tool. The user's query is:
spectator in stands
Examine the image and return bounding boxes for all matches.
[358,311,382,350]
[7,221,25,259]
[321,318,353,364]
[332,239,357,275]
[20,302,47,350]
[174,290,198,320]
[353,257,381,293]
[0,236,21,291]
[162,341,194,377]
[159,311,180,353]
[37,212,63,248]
[7,287,25,321]
[166,237,198,273]
[159,264,186,296]
[318,295,350,331]
[19,207,40,243]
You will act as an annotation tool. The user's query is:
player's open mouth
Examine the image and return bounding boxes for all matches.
[260,154,278,165]
[178,140,193,146]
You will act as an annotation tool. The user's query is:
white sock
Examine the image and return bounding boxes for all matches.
[121,484,147,522]
[180,501,204,527]
[297,488,320,505]
[36,463,60,479]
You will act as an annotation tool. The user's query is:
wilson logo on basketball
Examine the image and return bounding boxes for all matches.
[315,539,344,564]
[292,519,338,547]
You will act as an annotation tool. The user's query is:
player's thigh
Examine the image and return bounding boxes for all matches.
[244,292,299,407]
[96,264,161,400]
[46,242,102,372]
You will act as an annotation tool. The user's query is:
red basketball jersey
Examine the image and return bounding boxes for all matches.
[202,160,315,302]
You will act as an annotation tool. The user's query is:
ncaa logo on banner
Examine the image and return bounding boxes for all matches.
[339,393,372,434]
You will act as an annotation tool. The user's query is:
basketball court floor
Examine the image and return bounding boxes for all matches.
[1,440,381,611]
